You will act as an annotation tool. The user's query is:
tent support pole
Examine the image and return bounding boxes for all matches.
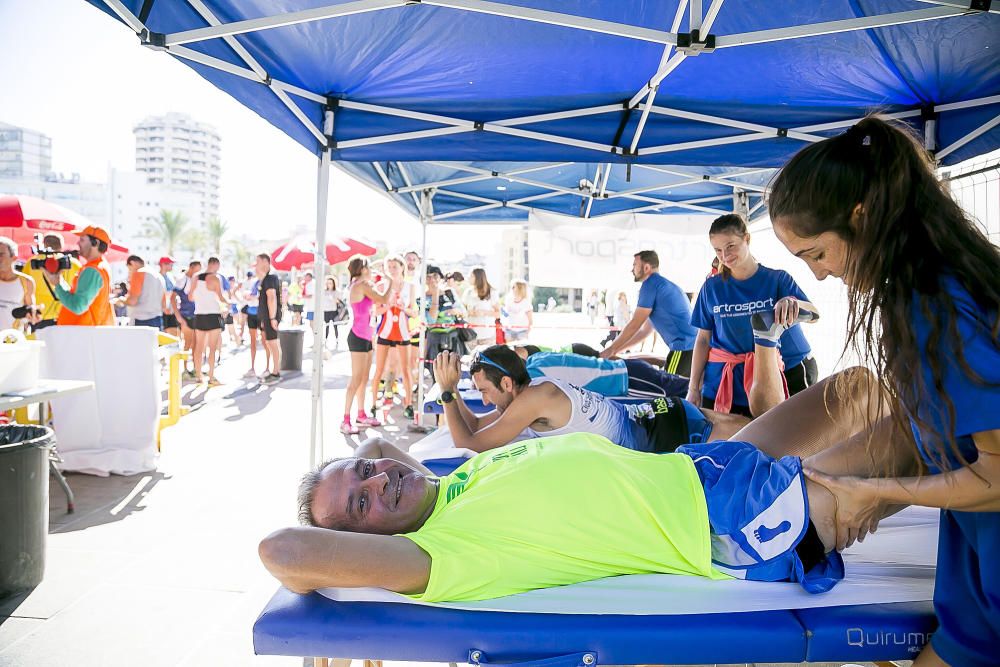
[413,189,435,431]
[310,108,335,468]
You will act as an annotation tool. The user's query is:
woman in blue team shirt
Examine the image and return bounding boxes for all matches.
[687,213,820,418]
[768,117,1000,667]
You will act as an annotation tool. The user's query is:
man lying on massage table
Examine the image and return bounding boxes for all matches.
[259,423,899,603]
[433,345,748,453]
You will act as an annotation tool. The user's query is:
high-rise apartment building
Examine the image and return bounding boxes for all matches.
[133,112,220,226]
[0,122,52,180]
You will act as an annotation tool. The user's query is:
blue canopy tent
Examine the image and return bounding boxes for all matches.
[87,0,1000,460]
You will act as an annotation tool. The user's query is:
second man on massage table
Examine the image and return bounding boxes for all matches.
[433,346,750,454]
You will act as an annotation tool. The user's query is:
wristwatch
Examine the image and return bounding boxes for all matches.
[440,390,456,404]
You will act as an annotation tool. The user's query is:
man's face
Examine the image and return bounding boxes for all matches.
[189,263,202,276]
[472,371,516,413]
[207,261,220,273]
[310,458,438,534]
[78,235,95,259]
[405,253,419,272]
[160,262,173,274]
[631,257,649,282]
[127,260,141,275]
[255,257,268,274]
[0,243,14,270]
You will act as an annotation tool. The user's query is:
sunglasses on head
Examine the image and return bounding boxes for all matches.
[470,352,509,377]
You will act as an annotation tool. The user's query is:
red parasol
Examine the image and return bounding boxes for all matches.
[271,235,376,271]
[0,194,130,262]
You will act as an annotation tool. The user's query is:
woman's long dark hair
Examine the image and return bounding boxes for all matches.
[769,116,1000,471]
[471,267,493,301]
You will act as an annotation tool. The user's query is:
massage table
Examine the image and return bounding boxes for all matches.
[254,454,939,666]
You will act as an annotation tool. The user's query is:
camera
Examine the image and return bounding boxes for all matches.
[29,249,77,273]
[11,304,43,319]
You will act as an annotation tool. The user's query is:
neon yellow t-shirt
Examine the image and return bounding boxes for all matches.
[402,433,725,602]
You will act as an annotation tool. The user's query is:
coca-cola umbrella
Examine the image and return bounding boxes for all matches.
[271,235,376,271]
[0,194,130,262]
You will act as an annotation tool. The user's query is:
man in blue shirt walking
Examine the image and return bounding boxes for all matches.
[600,250,697,376]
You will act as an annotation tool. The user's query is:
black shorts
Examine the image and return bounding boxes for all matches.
[630,396,698,454]
[348,331,373,353]
[194,314,224,331]
[784,356,819,397]
[162,313,179,329]
[240,305,249,314]
[665,348,693,377]
[323,311,338,324]
[701,396,754,419]
[289,304,304,313]
[182,315,196,329]
[261,315,279,341]
[376,336,406,347]
[247,314,260,330]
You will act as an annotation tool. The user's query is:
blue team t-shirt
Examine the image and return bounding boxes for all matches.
[636,272,697,351]
[691,265,812,406]
[904,276,1000,666]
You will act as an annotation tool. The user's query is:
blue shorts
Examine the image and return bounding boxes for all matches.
[930,509,1000,667]
[676,440,844,593]
[682,398,712,444]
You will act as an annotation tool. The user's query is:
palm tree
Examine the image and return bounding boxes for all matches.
[180,228,207,259]
[144,210,188,255]
[206,216,229,256]
[226,238,254,276]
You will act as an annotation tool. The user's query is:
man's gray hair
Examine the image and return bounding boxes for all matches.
[297,457,345,528]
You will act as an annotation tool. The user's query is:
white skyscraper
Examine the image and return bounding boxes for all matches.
[133,112,220,226]
[0,122,52,180]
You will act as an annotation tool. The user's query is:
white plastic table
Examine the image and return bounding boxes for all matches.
[1,379,95,513]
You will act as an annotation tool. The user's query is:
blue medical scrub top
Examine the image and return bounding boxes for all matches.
[906,276,1000,667]
[636,272,697,351]
[691,265,812,406]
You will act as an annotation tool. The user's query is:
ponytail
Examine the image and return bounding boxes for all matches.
[769,115,1000,472]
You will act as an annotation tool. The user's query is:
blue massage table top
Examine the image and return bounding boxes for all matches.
[253,587,935,664]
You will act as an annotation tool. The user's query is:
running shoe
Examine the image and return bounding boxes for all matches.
[357,415,381,427]
[751,306,819,346]
[382,394,394,407]
[242,369,258,379]
[207,377,222,387]
[403,405,414,420]
[262,373,281,385]
[340,420,359,435]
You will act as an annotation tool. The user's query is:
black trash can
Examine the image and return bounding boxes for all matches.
[278,327,304,372]
[0,425,54,598]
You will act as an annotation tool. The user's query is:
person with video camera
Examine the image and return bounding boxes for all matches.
[23,233,82,330]
[42,225,115,327]
[0,236,41,330]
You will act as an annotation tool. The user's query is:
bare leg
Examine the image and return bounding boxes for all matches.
[748,343,785,417]
[729,366,886,459]
[248,327,258,373]
[369,344,390,412]
[192,329,207,381]
[344,351,370,416]
[396,346,413,408]
[206,329,222,381]
[704,409,751,440]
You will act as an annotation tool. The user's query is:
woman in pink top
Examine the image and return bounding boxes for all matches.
[342,256,394,434]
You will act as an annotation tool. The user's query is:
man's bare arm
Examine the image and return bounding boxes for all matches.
[601,307,651,357]
[355,437,433,476]
[259,527,430,594]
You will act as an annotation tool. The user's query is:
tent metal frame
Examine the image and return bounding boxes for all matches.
[97,0,1000,461]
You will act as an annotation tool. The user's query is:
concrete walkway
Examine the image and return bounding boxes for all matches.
[0,340,429,666]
